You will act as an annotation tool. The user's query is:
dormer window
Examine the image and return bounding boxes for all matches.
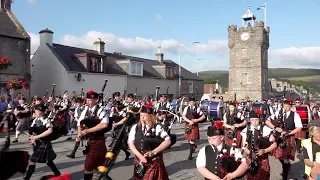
[130,61,143,76]
[89,57,103,73]
[166,68,174,78]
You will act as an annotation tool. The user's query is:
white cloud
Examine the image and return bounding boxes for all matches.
[28,30,320,71]
[155,14,163,21]
[27,0,36,4]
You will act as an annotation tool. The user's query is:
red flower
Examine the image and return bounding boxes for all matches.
[213,121,224,129]
[220,168,226,174]
[87,89,95,95]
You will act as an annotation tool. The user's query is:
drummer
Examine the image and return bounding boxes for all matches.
[223,102,247,148]
[301,120,320,180]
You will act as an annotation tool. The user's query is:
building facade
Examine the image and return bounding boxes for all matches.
[31,29,203,98]
[0,0,31,98]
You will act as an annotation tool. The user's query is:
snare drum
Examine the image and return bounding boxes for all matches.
[209,101,221,119]
[295,106,309,128]
[200,100,210,115]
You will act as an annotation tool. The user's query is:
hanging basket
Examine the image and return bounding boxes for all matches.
[0,56,12,70]
[6,78,30,91]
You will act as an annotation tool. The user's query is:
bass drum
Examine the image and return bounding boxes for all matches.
[200,100,210,115]
[209,101,221,120]
[295,106,309,128]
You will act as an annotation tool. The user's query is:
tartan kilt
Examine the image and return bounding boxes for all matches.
[84,137,107,171]
[132,155,169,180]
[225,129,242,148]
[30,141,56,163]
[272,135,296,161]
[54,113,66,127]
[184,123,200,141]
[294,128,307,139]
[245,155,270,180]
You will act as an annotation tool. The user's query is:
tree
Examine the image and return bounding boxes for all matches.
[204,78,217,84]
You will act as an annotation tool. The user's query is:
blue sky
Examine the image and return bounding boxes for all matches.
[12,0,320,72]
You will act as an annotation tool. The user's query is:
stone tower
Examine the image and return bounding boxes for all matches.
[227,5,270,101]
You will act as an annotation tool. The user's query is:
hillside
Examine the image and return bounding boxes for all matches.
[198,68,320,92]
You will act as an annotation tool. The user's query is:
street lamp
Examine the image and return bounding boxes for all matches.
[257,1,267,28]
[197,59,202,76]
[178,41,199,96]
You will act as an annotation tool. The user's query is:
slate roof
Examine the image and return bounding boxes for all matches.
[48,43,202,81]
[0,9,28,39]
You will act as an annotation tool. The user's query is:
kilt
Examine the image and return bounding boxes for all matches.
[84,137,107,171]
[54,112,66,127]
[132,155,169,180]
[245,154,270,180]
[30,141,56,163]
[184,123,200,142]
[272,135,296,161]
[294,128,307,139]
[225,129,242,148]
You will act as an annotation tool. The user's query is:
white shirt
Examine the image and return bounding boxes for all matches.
[77,105,109,126]
[241,125,272,139]
[156,101,171,111]
[31,117,53,129]
[196,143,245,168]
[182,106,204,117]
[128,123,171,143]
[267,110,303,128]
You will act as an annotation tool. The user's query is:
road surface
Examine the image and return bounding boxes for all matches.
[1,122,305,180]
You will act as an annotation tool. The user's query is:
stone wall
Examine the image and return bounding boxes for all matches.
[0,35,30,98]
[227,21,270,101]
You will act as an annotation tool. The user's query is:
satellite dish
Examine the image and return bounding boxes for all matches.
[24,73,32,81]
[77,73,82,81]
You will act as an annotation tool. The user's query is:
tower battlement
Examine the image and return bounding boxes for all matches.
[228,21,270,33]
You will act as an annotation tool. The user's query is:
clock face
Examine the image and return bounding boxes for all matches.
[241,32,250,41]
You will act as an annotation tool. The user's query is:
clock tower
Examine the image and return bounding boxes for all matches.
[227,4,270,101]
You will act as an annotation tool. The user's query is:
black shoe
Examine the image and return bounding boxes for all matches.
[125,152,130,160]
[66,137,72,141]
[66,154,75,159]
[12,139,18,143]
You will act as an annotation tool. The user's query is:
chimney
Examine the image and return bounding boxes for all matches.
[0,0,11,11]
[94,38,105,54]
[155,46,164,63]
[39,28,53,46]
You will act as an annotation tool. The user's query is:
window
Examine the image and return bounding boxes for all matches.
[241,73,248,85]
[131,61,143,76]
[188,81,194,93]
[89,57,103,72]
[166,68,174,78]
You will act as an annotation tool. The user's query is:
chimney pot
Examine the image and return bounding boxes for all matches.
[0,0,11,11]
[94,39,105,54]
[155,46,164,63]
[39,28,54,46]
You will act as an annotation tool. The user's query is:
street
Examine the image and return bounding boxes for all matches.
[2,122,305,180]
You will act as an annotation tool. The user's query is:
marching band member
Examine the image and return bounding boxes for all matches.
[79,90,109,180]
[66,97,85,159]
[182,97,206,160]
[24,104,61,180]
[128,105,171,180]
[13,97,30,143]
[223,102,247,148]
[265,100,302,180]
[311,105,320,120]
[196,121,248,180]
[241,110,277,180]
[301,120,320,179]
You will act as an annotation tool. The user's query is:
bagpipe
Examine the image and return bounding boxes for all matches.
[0,150,29,180]
[156,109,177,147]
[96,110,138,180]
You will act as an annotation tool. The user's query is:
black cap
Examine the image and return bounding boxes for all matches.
[127,93,134,98]
[249,110,259,119]
[308,120,320,128]
[207,121,224,136]
[160,94,167,98]
[189,97,196,101]
[86,90,99,99]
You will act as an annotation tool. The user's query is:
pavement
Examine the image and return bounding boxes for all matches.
[1,122,305,180]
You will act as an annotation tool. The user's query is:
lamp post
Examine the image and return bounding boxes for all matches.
[178,41,199,96]
[257,1,267,28]
[197,59,202,76]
